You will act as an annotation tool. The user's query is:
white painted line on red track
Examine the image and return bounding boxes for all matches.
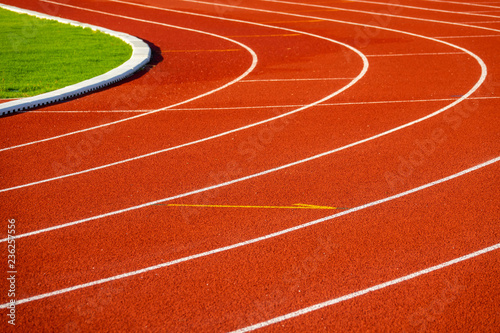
[0,0,488,237]
[179,0,494,66]
[182,3,498,330]
[422,0,500,9]
[26,96,500,113]
[240,78,354,82]
[436,34,500,38]
[346,0,500,19]
[0,0,368,193]
[366,52,464,57]
[0,2,259,152]
[0,82,488,240]
[261,0,500,32]
[462,20,500,23]
[2,0,496,318]
[21,0,491,195]
[232,240,500,332]
[15,0,487,191]
[0,156,497,309]
[24,109,157,113]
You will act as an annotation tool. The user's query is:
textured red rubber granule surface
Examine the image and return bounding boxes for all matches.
[0,0,498,332]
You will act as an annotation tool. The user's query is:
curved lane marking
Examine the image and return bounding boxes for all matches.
[18,0,496,198]
[0,0,368,192]
[0,5,259,152]
[0,0,496,314]
[437,34,500,38]
[260,0,500,33]
[233,240,500,332]
[422,0,500,10]
[0,156,497,308]
[348,0,500,19]
[0,0,488,236]
[22,96,500,113]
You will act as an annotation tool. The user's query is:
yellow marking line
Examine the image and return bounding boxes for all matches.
[225,33,301,37]
[155,203,349,210]
[161,49,241,53]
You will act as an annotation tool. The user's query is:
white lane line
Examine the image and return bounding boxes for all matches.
[0,0,495,311]
[22,109,157,113]
[260,0,500,32]
[13,0,489,197]
[0,2,259,153]
[0,0,487,234]
[232,240,500,332]
[23,109,157,113]
[179,0,492,69]
[462,20,500,23]
[366,52,464,57]
[0,156,497,309]
[0,81,488,240]
[22,96,500,113]
[175,3,500,331]
[436,34,500,38]
[346,0,500,19]
[1,0,368,193]
[240,78,354,82]
[422,0,500,10]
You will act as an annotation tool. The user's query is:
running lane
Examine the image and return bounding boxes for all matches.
[0,0,256,147]
[0,0,498,332]
[0,0,364,189]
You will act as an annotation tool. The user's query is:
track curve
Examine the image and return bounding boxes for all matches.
[0,0,498,331]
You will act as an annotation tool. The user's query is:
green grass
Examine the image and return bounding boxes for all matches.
[0,8,133,98]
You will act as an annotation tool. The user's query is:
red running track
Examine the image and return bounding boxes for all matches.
[0,0,499,331]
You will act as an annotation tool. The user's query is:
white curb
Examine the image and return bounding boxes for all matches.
[0,4,151,116]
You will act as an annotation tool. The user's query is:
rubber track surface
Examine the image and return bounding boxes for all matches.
[0,0,498,331]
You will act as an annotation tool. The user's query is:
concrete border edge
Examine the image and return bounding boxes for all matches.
[0,3,151,115]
